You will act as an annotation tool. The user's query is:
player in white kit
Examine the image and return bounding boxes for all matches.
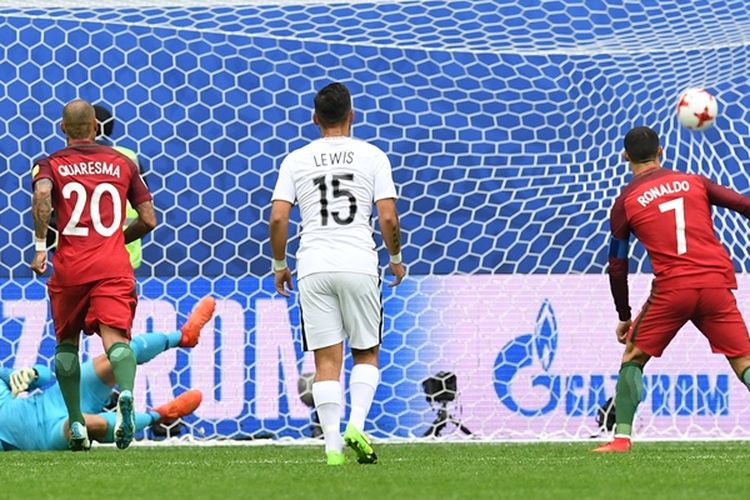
[270,82,405,465]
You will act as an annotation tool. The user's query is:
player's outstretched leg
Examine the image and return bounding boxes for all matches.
[180,297,216,348]
[96,390,203,444]
[152,389,203,422]
[344,359,379,464]
[593,361,643,453]
[127,297,216,365]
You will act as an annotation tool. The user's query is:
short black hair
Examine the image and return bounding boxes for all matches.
[624,126,660,163]
[93,104,115,138]
[314,82,352,127]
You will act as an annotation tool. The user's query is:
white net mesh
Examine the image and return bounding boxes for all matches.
[2,0,750,441]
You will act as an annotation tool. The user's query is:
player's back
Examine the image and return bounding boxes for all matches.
[617,167,736,289]
[278,136,395,279]
[34,142,144,286]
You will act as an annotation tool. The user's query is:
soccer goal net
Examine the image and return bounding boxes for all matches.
[2,0,750,442]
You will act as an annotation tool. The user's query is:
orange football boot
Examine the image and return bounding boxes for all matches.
[592,436,632,453]
[180,297,216,347]
[153,390,203,423]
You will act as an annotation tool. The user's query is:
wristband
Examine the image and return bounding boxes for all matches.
[273,258,288,272]
[34,237,47,252]
[389,252,402,265]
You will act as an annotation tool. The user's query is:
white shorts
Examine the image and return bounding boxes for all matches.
[298,272,382,351]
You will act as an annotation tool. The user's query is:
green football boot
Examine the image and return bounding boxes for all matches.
[326,450,346,465]
[344,424,377,464]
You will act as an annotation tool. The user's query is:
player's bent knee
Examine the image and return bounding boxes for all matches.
[726,355,750,381]
[621,345,650,366]
[84,415,109,441]
[351,345,379,365]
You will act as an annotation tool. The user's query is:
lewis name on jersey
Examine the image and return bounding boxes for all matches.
[272,136,397,279]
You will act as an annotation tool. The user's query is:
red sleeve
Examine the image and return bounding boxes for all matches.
[608,195,631,321]
[701,175,750,217]
[31,158,54,187]
[127,160,152,206]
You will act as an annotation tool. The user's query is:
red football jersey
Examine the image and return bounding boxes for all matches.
[610,167,750,296]
[32,139,152,286]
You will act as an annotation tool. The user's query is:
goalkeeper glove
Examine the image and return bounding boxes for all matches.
[10,368,38,397]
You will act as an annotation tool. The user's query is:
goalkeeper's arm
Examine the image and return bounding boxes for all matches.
[124,200,157,244]
[0,365,53,396]
[376,198,405,287]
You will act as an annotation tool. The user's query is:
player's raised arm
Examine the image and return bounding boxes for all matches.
[608,197,631,342]
[699,175,750,217]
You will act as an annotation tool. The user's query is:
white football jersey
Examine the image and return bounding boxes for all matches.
[272,136,397,279]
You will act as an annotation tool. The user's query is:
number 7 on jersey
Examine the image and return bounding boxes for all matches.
[659,197,687,255]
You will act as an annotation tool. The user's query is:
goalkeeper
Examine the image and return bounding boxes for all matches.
[0,297,215,451]
[95,104,147,269]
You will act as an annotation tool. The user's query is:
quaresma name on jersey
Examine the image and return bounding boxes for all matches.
[32,140,152,286]
[272,136,397,279]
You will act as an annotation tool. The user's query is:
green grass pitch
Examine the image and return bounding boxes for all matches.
[0,442,748,499]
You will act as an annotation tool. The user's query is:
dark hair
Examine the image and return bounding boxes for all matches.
[93,104,115,137]
[314,82,352,127]
[624,126,660,163]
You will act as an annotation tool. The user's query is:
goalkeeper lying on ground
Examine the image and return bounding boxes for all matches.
[0,297,215,451]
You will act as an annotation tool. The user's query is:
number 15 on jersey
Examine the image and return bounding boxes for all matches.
[313,174,358,226]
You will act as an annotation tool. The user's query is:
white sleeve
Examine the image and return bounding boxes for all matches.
[373,151,397,202]
[271,159,296,203]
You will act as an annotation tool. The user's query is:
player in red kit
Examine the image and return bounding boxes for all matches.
[30,100,157,451]
[594,126,750,453]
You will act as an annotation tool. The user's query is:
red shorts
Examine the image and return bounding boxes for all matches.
[628,287,750,358]
[48,277,137,342]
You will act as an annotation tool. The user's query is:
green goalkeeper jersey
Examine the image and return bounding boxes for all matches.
[112,145,142,269]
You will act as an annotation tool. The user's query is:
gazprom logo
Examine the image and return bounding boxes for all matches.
[493,300,730,417]
[493,300,560,417]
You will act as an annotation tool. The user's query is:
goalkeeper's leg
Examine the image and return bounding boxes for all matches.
[96,390,203,444]
[83,296,216,409]
[52,390,204,449]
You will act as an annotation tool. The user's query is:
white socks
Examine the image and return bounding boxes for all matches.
[348,363,380,432]
[312,364,380,453]
[312,380,343,453]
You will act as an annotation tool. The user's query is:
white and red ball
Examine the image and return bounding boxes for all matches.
[677,88,718,131]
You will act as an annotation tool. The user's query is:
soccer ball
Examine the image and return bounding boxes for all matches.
[677,88,718,130]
